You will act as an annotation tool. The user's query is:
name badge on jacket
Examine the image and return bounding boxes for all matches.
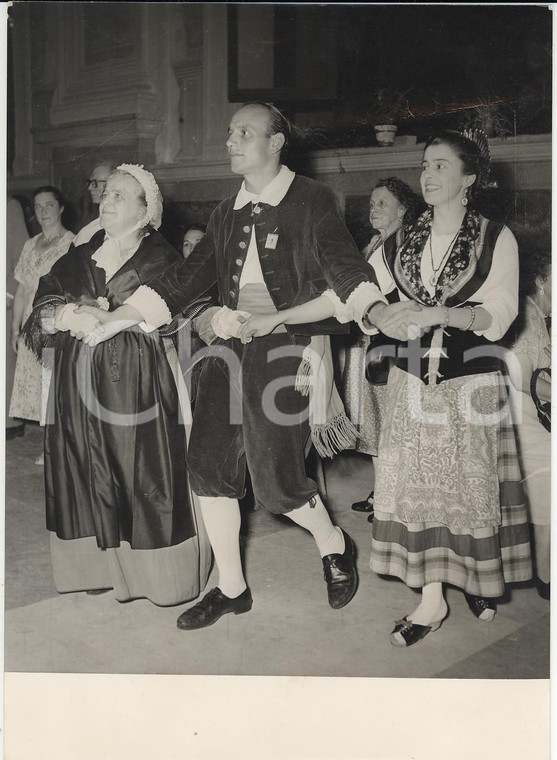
[265,232,279,250]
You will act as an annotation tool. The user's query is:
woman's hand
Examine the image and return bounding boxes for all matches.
[73,304,116,325]
[237,313,281,344]
[369,301,426,341]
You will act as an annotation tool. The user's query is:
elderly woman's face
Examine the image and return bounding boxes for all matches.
[369,187,405,237]
[34,192,63,231]
[99,174,147,237]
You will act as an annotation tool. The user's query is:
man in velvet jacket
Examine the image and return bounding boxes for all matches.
[78,102,418,632]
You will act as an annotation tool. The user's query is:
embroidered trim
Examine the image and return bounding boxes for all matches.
[395,209,482,306]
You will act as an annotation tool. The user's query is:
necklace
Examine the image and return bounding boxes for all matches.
[41,229,63,244]
[428,229,460,286]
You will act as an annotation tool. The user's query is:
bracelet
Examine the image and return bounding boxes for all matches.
[465,305,476,331]
[443,306,450,327]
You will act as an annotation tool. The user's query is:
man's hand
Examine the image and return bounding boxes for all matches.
[366,301,428,341]
[237,313,281,343]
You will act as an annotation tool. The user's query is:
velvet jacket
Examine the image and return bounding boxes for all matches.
[145,175,380,342]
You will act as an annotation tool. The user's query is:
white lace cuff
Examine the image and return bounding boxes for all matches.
[211,306,251,340]
[193,307,220,345]
[345,281,386,334]
[55,304,100,336]
[321,289,351,323]
[124,285,172,333]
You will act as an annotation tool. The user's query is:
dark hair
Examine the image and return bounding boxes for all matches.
[516,232,551,299]
[241,101,292,156]
[184,223,207,236]
[372,177,422,226]
[33,185,65,208]
[424,130,490,204]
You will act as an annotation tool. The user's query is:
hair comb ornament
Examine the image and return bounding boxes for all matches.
[461,128,497,188]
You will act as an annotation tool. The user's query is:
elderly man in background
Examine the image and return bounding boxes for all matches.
[73,161,116,246]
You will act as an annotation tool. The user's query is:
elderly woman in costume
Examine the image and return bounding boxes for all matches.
[362,131,532,645]
[25,165,211,606]
[343,177,421,517]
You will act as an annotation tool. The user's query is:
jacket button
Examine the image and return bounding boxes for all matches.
[229,290,235,298]
[243,225,251,233]
[232,274,239,283]
[235,258,243,266]
[239,241,247,249]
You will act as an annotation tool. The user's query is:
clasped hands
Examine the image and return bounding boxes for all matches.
[46,303,127,346]
[369,301,435,341]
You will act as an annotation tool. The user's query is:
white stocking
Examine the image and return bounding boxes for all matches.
[198,495,246,598]
[285,495,344,558]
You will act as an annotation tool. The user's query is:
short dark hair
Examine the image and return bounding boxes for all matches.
[372,177,422,226]
[242,101,291,155]
[33,185,65,207]
[184,223,207,235]
[424,130,489,204]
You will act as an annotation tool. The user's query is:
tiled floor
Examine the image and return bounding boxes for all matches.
[5,423,550,680]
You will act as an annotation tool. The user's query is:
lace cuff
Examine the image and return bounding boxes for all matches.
[345,281,386,334]
[321,289,351,324]
[211,306,251,340]
[124,285,172,333]
[193,307,221,345]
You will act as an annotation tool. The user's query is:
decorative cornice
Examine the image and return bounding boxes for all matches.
[152,134,551,185]
[306,134,551,175]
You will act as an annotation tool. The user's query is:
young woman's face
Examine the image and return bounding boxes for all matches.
[420,143,474,208]
[368,187,405,236]
[34,192,63,230]
[182,229,205,258]
[99,174,147,237]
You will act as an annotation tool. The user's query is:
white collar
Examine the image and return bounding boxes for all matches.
[233,165,295,210]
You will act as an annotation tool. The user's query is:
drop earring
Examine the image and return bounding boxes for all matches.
[461,190,468,207]
[539,286,545,296]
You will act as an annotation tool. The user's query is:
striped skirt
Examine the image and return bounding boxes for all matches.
[370,368,532,597]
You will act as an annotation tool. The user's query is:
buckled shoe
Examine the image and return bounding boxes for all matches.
[177,586,253,630]
[464,593,496,622]
[322,529,358,609]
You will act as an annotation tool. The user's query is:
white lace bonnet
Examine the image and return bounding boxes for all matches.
[116,163,163,230]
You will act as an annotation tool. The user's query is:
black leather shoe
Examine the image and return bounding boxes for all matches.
[6,425,24,441]
[322,529,358,609]
[177,586,253,630]
[390,616,443,648]
[352,491,374,512]
[536,577,550,601]
[464,593,496,622]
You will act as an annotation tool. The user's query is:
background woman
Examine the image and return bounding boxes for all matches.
[25,165,211,606]
[367,131,532,646]
[342,177,421,516]
[9,186,74,463]
[506,237,551,600]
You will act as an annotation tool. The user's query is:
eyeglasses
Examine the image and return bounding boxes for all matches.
[87,179,107,189]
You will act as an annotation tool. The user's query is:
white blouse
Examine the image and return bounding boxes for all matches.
[368,225,519,342]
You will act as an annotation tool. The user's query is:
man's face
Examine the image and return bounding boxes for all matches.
[88,165,113,205]
[225,105,277,178]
